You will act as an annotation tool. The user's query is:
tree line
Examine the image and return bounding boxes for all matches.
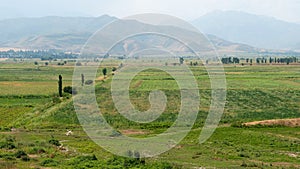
[221,56,298,65]
[0,49,78,59]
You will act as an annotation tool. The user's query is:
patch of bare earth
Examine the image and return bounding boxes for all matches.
[272,162,300,168]
[0,58,8,61]
[244,118,300,127]
[97,76,105,81]
[133,80,143,89]
[120,129,149,136]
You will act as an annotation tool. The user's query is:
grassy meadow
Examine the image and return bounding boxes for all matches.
[0,58,299,168]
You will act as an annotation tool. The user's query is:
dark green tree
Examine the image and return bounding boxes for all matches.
[63,86,77,95]
[102,68,107,77]
[58,75,62,97]
[179,57,184,64]
[256,58,260,64]
[81,74,84,86]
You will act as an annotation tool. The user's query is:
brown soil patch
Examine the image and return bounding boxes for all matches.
[0,58,8,61]
[120,129,149,135]
[0,82,23,87]
[225,72,245,75]
[272,162,300,168]
[133,80,143,89]
[28,154,39,158]
[244,118,300,127]
[97,76,105,81]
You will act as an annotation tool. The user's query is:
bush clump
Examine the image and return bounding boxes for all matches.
[15,150,26,158]
[0,136,16,149]
[85,80,93,85]
[63,86,77,95]
[48,137,61,146]
[41,159,59,167]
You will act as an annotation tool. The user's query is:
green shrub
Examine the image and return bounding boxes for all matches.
[148,162,173,169]
[231,121,244,128]
[48,137,61,146]
[15,150,27,158]
[0,136,16,149]
[85,80,93,85]
[63,86,77,95]
[75,155,98,162]
[109,130,122,137]
[52,96,61,104]
[0,142,16,149]
[0,153,15,160]
[41,159,59,167]
[239,152,250,158]
[67,155,102,168]
[29,147,46,154]
[21,156,30,161]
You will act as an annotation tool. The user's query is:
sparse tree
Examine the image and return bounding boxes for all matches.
[102,68,107,77]
[179,57,184,65]
[126,150,133,157]
[112,67,117,75]
[81,74,84,86]
[85,80,93,85]
[246,58,249,63]
[64,86,77,95]
[134,151,140,159]
[58,75,62,97]
[256,58,260,64]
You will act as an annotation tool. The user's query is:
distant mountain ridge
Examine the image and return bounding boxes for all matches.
[0,15,117,51]
[0,13,299,55]
[192,10,300,50]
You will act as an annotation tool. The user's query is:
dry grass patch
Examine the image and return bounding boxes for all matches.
[244,118,300,127]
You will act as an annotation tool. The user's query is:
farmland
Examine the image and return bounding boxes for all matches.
[0,58,299,168]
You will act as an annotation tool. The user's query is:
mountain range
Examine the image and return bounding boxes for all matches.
[0,11,299,55]
[192,10,300,51]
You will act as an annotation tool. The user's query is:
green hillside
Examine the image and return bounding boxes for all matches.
[0,59,299,168]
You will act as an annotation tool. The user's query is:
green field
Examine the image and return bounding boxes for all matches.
[0,59,299,168]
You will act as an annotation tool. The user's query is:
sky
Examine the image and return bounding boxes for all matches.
[0,0,299,23]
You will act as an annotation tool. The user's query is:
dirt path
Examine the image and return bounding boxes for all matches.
[120,129,149,135]
[244,118,300,127]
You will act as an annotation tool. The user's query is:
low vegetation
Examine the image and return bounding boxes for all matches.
[0,58,299,168]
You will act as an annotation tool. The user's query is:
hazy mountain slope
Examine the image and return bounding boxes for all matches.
[192,10,300,50]
[0,15,116,48]
[0,14,296,54]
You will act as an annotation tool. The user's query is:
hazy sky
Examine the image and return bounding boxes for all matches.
[0,0,299,23]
